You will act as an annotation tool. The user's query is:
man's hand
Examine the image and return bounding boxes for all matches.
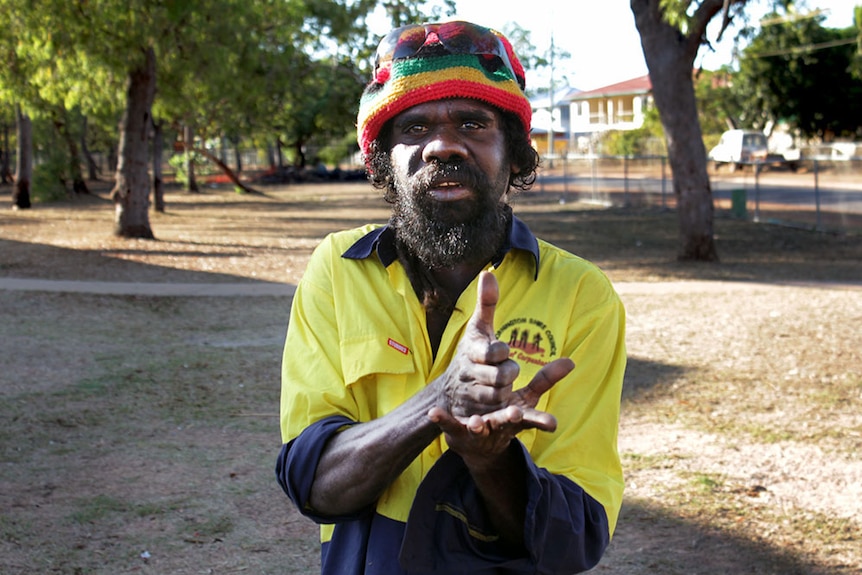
[435,270,519,419]
[428,272,574,546]
[430,271,575,457]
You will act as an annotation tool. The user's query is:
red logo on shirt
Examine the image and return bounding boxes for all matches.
[496,317,558,363]
[388,338,409,355]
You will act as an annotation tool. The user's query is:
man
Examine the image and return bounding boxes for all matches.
[276,21,626,574]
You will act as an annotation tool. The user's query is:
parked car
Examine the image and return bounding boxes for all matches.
[709,129,768,172]
[802,143,860,161]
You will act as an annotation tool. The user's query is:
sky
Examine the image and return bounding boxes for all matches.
[385,0,861,91]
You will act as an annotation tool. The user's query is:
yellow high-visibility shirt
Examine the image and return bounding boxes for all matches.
[278,217,626,573]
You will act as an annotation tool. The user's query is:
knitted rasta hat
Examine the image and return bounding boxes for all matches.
[356,21,532,156]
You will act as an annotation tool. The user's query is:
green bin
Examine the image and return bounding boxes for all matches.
[731,189,747,218]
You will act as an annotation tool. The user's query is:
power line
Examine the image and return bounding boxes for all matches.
[747,37,858,58]
[759,8,827,27]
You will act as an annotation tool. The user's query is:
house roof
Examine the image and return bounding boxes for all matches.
[529,86,581,109]
[568,74,652,100]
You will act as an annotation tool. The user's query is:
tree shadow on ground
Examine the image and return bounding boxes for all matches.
[621,356,688,400]
[596,498,840,574]
[606,357,848,574]
[0,238,288,284]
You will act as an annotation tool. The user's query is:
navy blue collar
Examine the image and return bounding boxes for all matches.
[341,215,540,279]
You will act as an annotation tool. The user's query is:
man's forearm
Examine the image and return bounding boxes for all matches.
[308,384,442,516]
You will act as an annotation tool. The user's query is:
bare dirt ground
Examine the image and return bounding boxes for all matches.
[1,180,860,574]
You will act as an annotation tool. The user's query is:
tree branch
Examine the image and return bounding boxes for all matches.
[189,144,265,196]
[687,0,747,58]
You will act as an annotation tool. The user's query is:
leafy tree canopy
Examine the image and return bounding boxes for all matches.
[734,6,862,139]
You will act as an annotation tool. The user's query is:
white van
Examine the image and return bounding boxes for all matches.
[708,129,768,171]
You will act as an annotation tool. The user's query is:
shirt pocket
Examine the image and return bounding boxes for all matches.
[339,335,419,418]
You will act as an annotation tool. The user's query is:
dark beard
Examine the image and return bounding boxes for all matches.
[389,161,511,269]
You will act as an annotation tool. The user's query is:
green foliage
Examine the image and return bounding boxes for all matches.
[273,55,366,168]
[380,0,456,28]
[499,21,572,98]
[851,5,862,79]
[168,152,215,187]
[32,148,69,203]
[735,8,862,138]
[315,133,359,167]
[600,107,666,156]
[501,23,548,73]
[659,0,692,33]
[602,130,646,156]
[1,0,384,192]
[695,68,744,135]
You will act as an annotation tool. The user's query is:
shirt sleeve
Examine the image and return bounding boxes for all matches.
[275,415,376,524]
[399,442,610,574]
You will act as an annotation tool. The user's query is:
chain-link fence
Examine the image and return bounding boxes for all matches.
[534,155,862,234]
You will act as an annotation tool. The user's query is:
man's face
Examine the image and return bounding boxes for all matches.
[387,98,514,268]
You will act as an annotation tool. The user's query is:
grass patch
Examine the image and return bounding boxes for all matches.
[185,514,235,542]
[68,495,131,524]
[691,473,723,492]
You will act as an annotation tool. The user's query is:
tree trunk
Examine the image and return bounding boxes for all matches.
[183,124,199,192]
[54,108,90,195]
[276,138,285,168]
[266,143,276,171]
[81,116,100,181]
[232,136,243,173]
[152,119,165,213]
[108,146,117,173]
[631,0,719,262]
[13,106,32,209]
[220,135,228,165]
[111,46,156,238]
[1,120,12,184]
[292,138,306,169]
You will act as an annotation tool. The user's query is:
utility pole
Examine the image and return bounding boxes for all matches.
[547,29,555,168]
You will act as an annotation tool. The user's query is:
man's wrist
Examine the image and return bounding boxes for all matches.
[461,437,521,475]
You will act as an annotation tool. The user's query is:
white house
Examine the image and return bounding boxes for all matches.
[531,74,654,154]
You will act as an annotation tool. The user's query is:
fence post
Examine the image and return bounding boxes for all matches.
[623,155,629,207]
[563,153,569,202]
[731,189,747,219]
[814,160,822,231]
[754,162,761,222]
[661,156,667,209]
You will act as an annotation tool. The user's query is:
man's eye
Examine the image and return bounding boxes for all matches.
[462,120,482,130]
[404,124,427,134]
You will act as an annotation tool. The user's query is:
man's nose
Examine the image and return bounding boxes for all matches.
[421,126,468,163]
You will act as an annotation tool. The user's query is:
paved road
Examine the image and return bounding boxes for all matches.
[537,169,862,218]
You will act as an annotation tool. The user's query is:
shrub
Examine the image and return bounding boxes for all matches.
[32,150,69,202]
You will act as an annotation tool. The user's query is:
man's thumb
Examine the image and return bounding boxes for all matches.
[473,271,499,332]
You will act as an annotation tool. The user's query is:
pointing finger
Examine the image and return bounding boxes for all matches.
[471,271,499,335]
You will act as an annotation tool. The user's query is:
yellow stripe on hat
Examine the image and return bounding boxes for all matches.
[357,52,532,156]
[361,65,524,121]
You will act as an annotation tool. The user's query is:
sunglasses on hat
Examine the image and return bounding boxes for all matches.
[373,21,522,89]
